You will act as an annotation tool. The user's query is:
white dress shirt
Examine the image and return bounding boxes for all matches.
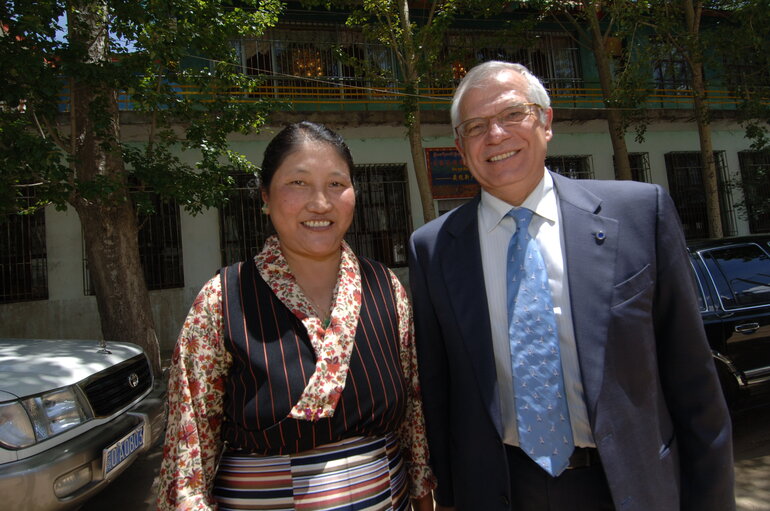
[478,170,595,448]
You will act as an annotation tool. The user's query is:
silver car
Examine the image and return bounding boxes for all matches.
[0,338,166,510]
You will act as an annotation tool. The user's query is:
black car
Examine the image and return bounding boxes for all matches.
[689,235,770,411]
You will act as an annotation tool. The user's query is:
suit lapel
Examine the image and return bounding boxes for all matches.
[552,173,618,419]
[441,197,505,437]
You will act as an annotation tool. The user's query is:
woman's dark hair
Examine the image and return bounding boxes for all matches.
[260,121,355,191]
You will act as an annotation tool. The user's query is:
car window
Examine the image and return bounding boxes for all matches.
[688,256,708,311]
[700,244,770,309]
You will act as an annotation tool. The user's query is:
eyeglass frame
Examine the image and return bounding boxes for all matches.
[454,102,543,139]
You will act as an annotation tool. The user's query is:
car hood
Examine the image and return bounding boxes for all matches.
[0,338,145,399]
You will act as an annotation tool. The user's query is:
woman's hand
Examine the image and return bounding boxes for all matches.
[411,494,435,511]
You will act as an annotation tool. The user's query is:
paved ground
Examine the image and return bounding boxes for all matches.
[81,405,770,510]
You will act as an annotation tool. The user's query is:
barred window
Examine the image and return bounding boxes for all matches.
[737,151,770,233]
[83,191,184,294]
[1,186,48,303]
[614,152,651,182]
[347,164,411,267]
[238,25,397,100]
[220,173,269,266]
[653,46,690,92]
[220,164,411,268]
[546,156,594,180]
[447,31,582,92]
[136,193,184,290]
[664,151,735,239]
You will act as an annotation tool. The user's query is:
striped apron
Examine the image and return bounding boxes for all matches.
[212,434,409,511]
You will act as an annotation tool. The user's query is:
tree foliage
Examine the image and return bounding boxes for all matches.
[539,0,651,180]
[0,0,283,371]
[1,0,283,215]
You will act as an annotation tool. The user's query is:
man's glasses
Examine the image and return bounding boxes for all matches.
[455,103,542,138]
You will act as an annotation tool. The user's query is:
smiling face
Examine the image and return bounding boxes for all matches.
[262,139,356,263]
[455,69,553,206]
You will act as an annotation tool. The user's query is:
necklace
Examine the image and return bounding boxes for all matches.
[306,296,332,329]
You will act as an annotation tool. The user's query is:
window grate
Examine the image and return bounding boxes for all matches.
[546,155,594,180]
[738,151,770,233]
[220,173,271,266]
[83,191,184,294]
[1,186,48,304]
[136,194,184,290]
[615,152,651,182]
[347,164,411,267]
[664,151,735,240]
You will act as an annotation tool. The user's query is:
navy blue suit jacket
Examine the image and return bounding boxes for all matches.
[408,172,734,510]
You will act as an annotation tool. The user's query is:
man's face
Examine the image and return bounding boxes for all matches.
[455,70,553,206]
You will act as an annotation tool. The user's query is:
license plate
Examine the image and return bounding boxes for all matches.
[103,424,145,476]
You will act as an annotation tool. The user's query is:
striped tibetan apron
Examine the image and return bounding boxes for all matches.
[212,434,408,511]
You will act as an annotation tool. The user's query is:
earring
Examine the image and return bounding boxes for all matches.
[261,204,269,214]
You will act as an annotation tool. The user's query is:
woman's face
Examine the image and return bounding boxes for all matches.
[262,139,356,263]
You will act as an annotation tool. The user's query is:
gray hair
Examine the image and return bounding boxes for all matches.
[450,61,551,131]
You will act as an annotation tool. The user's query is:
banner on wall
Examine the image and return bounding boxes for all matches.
[425,147,480,199]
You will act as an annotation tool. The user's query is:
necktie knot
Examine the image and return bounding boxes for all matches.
[508,208,534,235]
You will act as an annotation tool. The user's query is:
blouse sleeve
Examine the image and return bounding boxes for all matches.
[389,270,438,499]
[157,276,231,510]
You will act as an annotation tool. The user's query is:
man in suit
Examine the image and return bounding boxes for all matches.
[408,61,735,510]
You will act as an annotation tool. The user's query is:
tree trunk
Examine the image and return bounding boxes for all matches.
[585,1,633,181]
[683,0,723,238]
[397,0,436,224]
[69,0,162,374]
[76,202,162,375]
[408,108,437,223]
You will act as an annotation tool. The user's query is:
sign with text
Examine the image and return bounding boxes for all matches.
[425,147,480,199]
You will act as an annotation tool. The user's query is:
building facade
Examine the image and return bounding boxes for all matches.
[2,8,768,352]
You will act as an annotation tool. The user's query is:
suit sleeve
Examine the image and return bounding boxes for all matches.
[652,186,735,511]
[408,232,456,507]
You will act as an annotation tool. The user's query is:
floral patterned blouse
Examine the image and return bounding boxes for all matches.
[157,237,436,510]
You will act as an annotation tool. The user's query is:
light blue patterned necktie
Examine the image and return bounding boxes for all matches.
[506,208,574,476]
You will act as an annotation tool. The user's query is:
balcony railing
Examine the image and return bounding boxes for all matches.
[58,80,765,114]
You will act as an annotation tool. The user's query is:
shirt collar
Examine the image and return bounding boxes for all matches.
[479,170,558,232]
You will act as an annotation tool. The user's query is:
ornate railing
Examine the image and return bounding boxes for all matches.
[58,81,765,113]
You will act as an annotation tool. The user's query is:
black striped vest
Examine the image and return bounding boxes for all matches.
[219,256,407,455]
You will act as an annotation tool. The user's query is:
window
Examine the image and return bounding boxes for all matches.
[653,46,690,92]
[737,151,770,233]
[220,164,411,268]
[614,152,650,182]
[546,156,593,180]
[665,151,735,240]
[447,31,582,92]
[1,186,48,303]
[82,191,184,294]
[220,173,270,266]
[700,243,770,309]
[347,164,411,267]
[238,25,397,100]
[136,194,184,290]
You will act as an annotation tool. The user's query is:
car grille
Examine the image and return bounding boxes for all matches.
[79,355,153,417]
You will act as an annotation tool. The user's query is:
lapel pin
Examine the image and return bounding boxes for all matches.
[594,231,606,244]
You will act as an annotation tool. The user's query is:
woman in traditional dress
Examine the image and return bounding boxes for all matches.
[157,121,436,511]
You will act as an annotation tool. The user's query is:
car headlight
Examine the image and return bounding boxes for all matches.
[0,387,92,449]
[0,401,36,449]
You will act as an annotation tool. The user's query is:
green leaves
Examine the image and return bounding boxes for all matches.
[1,0,283,216]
